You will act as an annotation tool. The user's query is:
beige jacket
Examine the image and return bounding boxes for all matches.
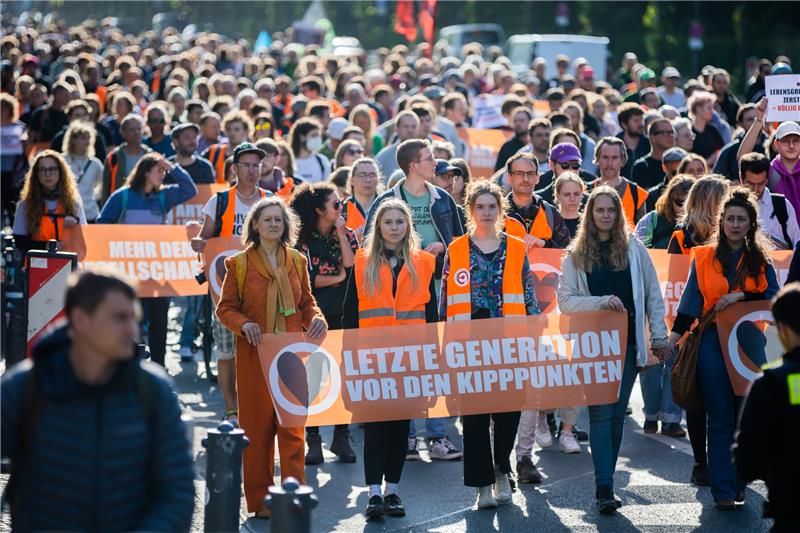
[557,236,669,367]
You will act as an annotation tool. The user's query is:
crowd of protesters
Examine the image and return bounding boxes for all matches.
[1,11,799,531]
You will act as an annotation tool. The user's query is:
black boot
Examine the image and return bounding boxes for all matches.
[305,432,324,465]
[330,426,357,463]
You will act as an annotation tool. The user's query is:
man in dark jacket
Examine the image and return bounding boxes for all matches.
[734,282,800,532]
[1,270,194,532]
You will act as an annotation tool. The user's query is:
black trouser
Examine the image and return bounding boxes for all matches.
[306,424,349,437]
[686,409,707,465]
[364,420,410,485]
[463,411,520,487]
[141,297,169,366]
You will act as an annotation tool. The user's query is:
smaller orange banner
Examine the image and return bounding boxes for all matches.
[202,236,245,304]
[61,224,204,298]
[717,301,782,397]
[257,311,628,427]
[165,183,226,226]
[457,128,513,180]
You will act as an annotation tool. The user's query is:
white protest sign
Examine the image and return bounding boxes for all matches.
[472,94,508,129]
[765,75,800,122]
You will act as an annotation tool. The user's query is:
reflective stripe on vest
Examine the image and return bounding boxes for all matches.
[354,249,435,328]
[208,144,227,184]
[219,187,267,237]
[504,204,553,241]
[32,202,65,241]
[692,245,769,315]
[620,181,648,227]
[345,199,366,233]
[445,234,527,321]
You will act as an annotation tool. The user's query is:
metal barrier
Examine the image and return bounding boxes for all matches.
[201,421,248,532]
[265,477,318,533]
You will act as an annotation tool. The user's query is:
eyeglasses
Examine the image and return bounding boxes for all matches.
[332,199,343,210]
[237,162,262,171]
[38,166,59,175]
[558,162,582,170]
[355,172,377,180]
[509,170,538,179]
[653,129,675,136]
[346,148,364,156]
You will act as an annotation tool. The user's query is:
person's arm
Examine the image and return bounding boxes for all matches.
[161,163,198,209]
[733,372,777,483]
[96,189,124,224]
[135,371,195,532]
[341,268,359,329]
[215,255,254,336]
[336,227,356,269]
[556,253,613,312]
[521,256,540,315]
[737,98,767,161]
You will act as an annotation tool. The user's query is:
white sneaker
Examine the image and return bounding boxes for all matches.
[477,486,497,509]
[428,436,463,460]
[493,467,512,504]
[534,413,553,448]
[558,430,581,454]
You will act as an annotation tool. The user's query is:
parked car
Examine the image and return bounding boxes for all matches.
[506,34,610,81]
[439,24,506,56]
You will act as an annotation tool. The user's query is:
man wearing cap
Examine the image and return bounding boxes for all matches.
[167,123,215,185]
[504,152,571,250]
[190,142,271,427]
[632,118,676,190]
[577,66,596,93]
[738,99,800,220]
[658,67,685,108]
[495,107,532,170]
[430,158,467,228]
[320,117,347,160]
[645,147,689,211]
[535,140,595,205]
[623,68,657,104]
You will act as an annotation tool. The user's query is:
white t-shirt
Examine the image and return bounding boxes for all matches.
[294,153,331,184]
[201,191,261,236]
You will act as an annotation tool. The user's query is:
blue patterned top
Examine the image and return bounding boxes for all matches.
[439,234,540,320]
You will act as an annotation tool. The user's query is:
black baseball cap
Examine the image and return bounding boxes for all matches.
[434,159,462,176]
[233,142,266,163]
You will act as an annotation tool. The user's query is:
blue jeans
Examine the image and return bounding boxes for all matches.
[640,354,683,423]
[588,345,638,491]
[697,326,744,501]
[408,417,447,440]
[178,296,201,349]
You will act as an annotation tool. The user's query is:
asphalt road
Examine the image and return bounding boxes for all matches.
[165,307,773,533]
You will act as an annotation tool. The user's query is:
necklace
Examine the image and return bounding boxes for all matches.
[236,188,260,202]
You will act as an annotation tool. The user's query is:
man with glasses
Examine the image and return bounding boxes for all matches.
[534,135,596,205]
[144,104,174,157]
[632,118,676,190]
[645,147,688,211]
[190,143,271,427]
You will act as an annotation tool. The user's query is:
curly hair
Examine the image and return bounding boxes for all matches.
[711,186,772,280]
[20,150,82,235]
[289,182,337,245]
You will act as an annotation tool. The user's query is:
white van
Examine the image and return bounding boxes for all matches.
[439,24,506,56]
[506,34,610,81]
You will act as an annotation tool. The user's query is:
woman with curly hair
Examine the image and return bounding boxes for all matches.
[13,150,86,252]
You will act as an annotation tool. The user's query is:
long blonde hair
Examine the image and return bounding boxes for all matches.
[63,121,96,159]
[679,175,729,244]
[361,199,421,295]
[568,186,630,272]
[20,150,82,235]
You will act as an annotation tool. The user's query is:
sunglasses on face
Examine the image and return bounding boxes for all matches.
[673,198,686,208]
[255,123,272,131]
[346,148,364,156]
[332,200,343,210]
[559,161,582,170]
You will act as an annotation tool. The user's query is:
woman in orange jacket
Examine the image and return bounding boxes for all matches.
[216,196,327,519]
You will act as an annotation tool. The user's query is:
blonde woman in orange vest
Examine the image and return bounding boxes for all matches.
[667,175,728,254]
[557,186,670,514]
[341,199,438,520]
[667,188,778,510]
[343,158,380,243]
[440,180,540,510]
[13,150,86,252]
[216,196,327,519]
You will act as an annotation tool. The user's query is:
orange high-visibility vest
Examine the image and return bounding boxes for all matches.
[669,228,691,255]
[445,234,527,321]
[354,249,435,327]
[504,202,553,241]
[31,202,66,241]
[207,144,228,184]
[620,180,648,227]
[106,151,120,194]
[219,186,268,237]
[692,245,769,315]
[274,176,295,202]
[344,198,366,234]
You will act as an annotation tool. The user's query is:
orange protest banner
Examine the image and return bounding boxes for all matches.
[61,224,204,298]
[165,183,226,226]
[457,128,513,180]
[256,311,628,427]
[716,301,783,396]
[526,248,564,314]
[202,236,244,304]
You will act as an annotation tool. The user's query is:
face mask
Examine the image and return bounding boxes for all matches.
[306,136,323,152]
